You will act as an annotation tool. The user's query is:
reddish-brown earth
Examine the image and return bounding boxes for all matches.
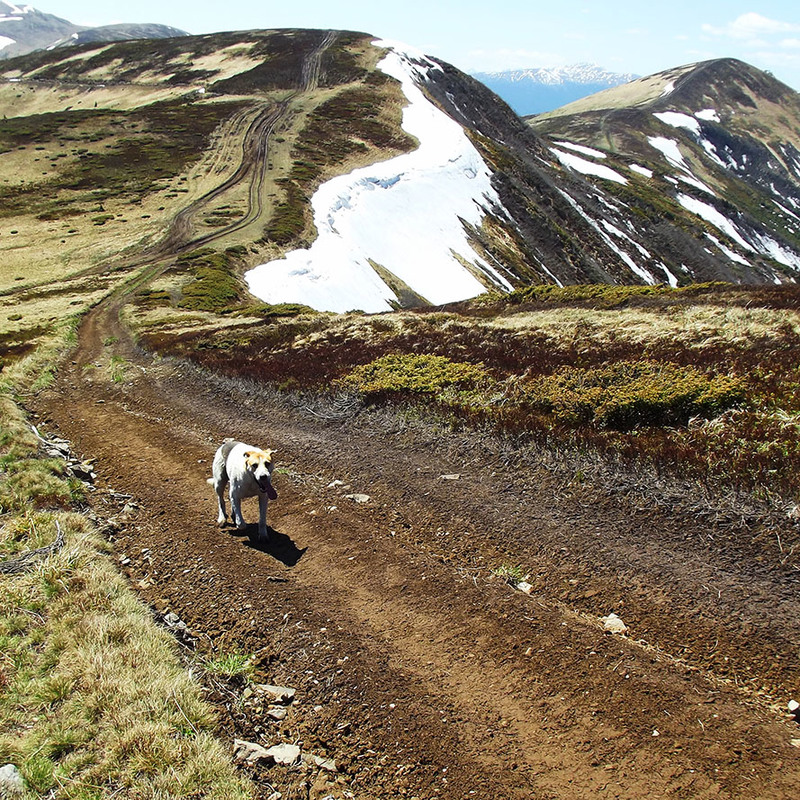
[31,297,800,800]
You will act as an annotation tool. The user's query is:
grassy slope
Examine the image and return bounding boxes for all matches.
[0,326,253,799]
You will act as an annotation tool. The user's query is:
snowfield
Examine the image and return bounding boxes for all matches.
[245,40,512,314]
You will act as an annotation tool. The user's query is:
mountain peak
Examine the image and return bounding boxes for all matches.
[0,2,187,59]
[474,63,638,86]
[471,63,638,115]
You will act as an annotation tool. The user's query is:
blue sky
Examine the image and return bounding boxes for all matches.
[34,2,800,89]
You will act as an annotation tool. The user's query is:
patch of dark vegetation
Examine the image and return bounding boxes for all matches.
[0,109,109,150]
[319,32,372,87]
[212,30,337,93]
[62,100,249,200]
[6,32,259,84]
[460,281,800,315]
[132,289,173,309]
[169,248,246,313]
[141,283,800,500]
[0,325,52,367]
[0,99,250,217]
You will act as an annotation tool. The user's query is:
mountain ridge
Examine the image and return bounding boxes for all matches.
[0,31,799,313]
[471,63,638,115]
[0,1,187,59]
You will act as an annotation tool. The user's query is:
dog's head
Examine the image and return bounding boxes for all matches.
[244,448,278,499]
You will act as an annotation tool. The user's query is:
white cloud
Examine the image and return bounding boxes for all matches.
[702,12,800,41]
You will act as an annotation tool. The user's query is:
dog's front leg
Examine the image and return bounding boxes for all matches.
[257,493,269,541]
[230,488,246,530]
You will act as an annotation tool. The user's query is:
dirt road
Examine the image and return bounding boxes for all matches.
[29,291,800,800]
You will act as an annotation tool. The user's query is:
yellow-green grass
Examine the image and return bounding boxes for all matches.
[0,329,253,800]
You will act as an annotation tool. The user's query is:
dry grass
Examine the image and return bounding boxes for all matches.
[0,332,253,800]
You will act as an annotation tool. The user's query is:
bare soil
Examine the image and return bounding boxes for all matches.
[28,291,800,800]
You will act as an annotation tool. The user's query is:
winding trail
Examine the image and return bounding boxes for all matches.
[35,296,800,799]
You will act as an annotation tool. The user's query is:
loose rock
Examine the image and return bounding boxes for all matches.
[345,493,370,504]
[0,764,25,796]
[601,612,628,635]
[267,705,288,721]
[234,739,271,765]
[302,753,338,772]
[266,743,301,766]
[256,684,297,704]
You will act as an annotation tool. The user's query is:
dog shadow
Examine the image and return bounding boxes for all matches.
[234,525,306,567]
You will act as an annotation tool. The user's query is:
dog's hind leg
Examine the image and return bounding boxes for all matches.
[215,481,228,526]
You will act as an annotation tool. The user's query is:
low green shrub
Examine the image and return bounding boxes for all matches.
[523,360,745,430]
[340,353,489,398]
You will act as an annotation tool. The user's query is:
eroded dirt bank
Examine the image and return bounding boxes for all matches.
[31,300,800,799]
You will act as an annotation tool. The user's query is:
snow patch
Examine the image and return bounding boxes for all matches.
[559,189,656,284]
[553,141,607,159]
[245,41,510,313]
[659,262,679,288]
[704,233,751,266]
[660,81,675,96]
[648,136,688,171]
[648,136,715,194]
[629,164,653,178]
[695,108,720,122]
[654,111,701,136]
[0,35,14,49]
[550,148,627,184]
[752,234,800,270]
[678,194,754,253]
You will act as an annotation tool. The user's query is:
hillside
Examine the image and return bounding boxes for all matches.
[529,58,800,283]
[3,29,800,800]
[3,36,800,323]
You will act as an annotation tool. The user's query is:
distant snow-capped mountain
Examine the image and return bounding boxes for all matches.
[0,1,186,59]
[472,63,638,116]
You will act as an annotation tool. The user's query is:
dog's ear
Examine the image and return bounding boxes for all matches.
[243,450,255,462]
[265,449,277,460]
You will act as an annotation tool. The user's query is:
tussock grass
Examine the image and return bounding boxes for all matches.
[0,332,253,800]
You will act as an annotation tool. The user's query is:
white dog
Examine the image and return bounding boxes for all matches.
[208,439,277,540]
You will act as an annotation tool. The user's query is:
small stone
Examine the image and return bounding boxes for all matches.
[0,764,25,795]
[345,493,370,504]
[267,705,288,721]
[234,739,271,764]
[266,743,301,766]
[791,739,800,749]
[439,473,461,481]
[601,613,628,635]
[302,752,338,772]
[255,684,297,704]
[516,581,534,595]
